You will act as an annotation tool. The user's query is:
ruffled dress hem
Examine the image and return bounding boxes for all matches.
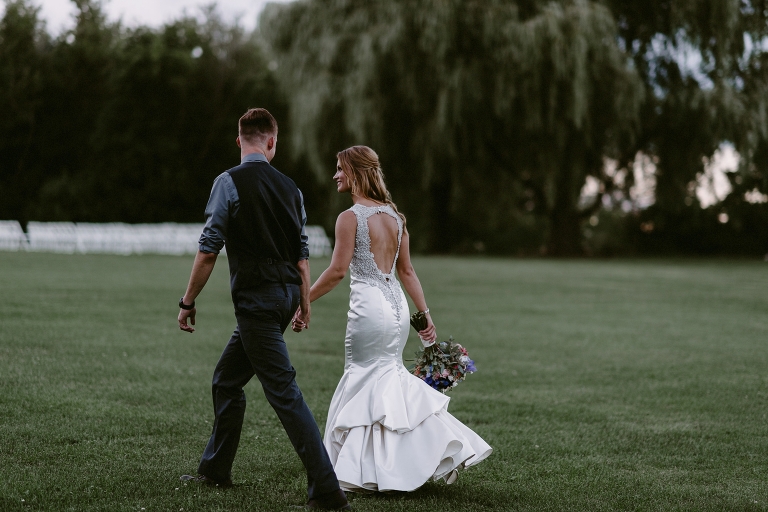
[324,362,492,492]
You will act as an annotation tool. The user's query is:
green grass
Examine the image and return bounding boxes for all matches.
[0,253,766,511]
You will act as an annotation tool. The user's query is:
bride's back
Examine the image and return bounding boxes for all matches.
[365,210,400,274]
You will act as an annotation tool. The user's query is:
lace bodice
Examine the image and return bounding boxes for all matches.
[349,203,404,314]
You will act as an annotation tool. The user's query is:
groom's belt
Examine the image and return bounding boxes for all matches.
[259,257,291,266]
[241,257,295,269]
[254,258,295,295]
[230,257,302,293]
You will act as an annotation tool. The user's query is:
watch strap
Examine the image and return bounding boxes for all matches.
[179,297,195,310]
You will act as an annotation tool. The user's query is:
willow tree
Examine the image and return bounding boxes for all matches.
[604,0,768,249]
[260,0,643,254]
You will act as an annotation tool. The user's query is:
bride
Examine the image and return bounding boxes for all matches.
[292,145,491,493]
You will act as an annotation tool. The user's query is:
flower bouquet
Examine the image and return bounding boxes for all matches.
[407,311,477,393]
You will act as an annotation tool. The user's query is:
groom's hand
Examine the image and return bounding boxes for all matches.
[291,309,302,332]
[178,307,196,333]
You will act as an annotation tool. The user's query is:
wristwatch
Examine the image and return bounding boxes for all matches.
[179,297,195,310]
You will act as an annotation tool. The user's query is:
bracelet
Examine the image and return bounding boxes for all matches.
[179,297,195,310]
[419,308,430,315]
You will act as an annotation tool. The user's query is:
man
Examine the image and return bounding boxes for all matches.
[177,108,350,511]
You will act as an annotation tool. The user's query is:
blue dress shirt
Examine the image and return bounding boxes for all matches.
[198,152,310,259]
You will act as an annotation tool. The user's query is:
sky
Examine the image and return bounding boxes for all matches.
[28,0,293,34]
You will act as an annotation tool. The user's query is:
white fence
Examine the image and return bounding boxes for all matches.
[0,221,333,257]
[0,221,28,251]
[305,225,333,258]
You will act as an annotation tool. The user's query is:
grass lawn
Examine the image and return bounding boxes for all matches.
[0,252,766,511]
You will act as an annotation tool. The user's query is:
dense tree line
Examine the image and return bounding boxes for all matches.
[0,0,323,225]
[2,0,768,255]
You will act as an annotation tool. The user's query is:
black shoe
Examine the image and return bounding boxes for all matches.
[180,474,233,488]
[305,489,351,510]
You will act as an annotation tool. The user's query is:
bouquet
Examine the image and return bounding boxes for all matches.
[407,311,477,393]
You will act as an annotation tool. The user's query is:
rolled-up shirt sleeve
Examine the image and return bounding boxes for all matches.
[299,190,310,260]
[199,173,237,254]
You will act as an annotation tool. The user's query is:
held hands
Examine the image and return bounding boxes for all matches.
[291,304,311,332]
[178,307,196,333]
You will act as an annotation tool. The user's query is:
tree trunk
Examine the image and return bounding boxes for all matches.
[548,202,583,256]
[547,138,586,257]
[428,178,453,253]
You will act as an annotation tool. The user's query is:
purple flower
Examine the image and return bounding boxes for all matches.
[410,338,476,392]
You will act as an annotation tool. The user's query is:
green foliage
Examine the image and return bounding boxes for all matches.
[0,0,289,224]
[0,0,50,223]
[605,0,768,250]
[1,253,767,510]
[68,9,279,222]
[260,0,768,255]
[261,0,644,255]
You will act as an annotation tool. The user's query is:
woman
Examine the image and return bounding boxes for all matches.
[293,146,491,493]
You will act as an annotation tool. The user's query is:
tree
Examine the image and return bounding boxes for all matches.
[0,0,49,223]
[603,0,768,253]
[260,0,644,255]
[29,0,119,221]
[0,0,293,224]
[44,8,282,222]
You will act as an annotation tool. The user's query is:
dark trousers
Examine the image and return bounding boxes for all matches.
[197,283,339,499]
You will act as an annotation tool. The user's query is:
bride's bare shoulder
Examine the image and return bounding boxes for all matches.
[335,210,357,232]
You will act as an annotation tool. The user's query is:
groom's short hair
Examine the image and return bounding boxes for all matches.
[239,108,278,144]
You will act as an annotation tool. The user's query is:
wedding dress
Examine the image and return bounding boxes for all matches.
[323,203,492,492]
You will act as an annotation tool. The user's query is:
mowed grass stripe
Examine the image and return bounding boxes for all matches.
[0,253,766,511]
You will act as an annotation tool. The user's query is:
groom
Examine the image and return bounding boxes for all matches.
[177,108,349,511]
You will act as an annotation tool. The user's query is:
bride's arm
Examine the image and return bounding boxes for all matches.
[309,211,356,302]
[396,231,437,343]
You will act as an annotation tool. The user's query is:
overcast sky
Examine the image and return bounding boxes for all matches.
[26,0,293,34]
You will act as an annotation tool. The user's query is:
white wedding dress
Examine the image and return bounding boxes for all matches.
[323,203,492,492]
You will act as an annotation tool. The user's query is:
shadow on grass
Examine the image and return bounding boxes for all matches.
[345,479,509,510]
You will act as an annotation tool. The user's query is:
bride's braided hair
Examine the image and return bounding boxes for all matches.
[337,146,406,226]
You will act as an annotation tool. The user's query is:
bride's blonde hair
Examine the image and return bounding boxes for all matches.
[337,146,406,225]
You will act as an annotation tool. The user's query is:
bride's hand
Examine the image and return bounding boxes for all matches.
[418,315,436,344]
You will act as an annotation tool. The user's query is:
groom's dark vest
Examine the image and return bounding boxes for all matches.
[225,161,303,295]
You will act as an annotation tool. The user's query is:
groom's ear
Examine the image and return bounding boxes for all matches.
[267,135,275,150]
[236,136,241,148]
